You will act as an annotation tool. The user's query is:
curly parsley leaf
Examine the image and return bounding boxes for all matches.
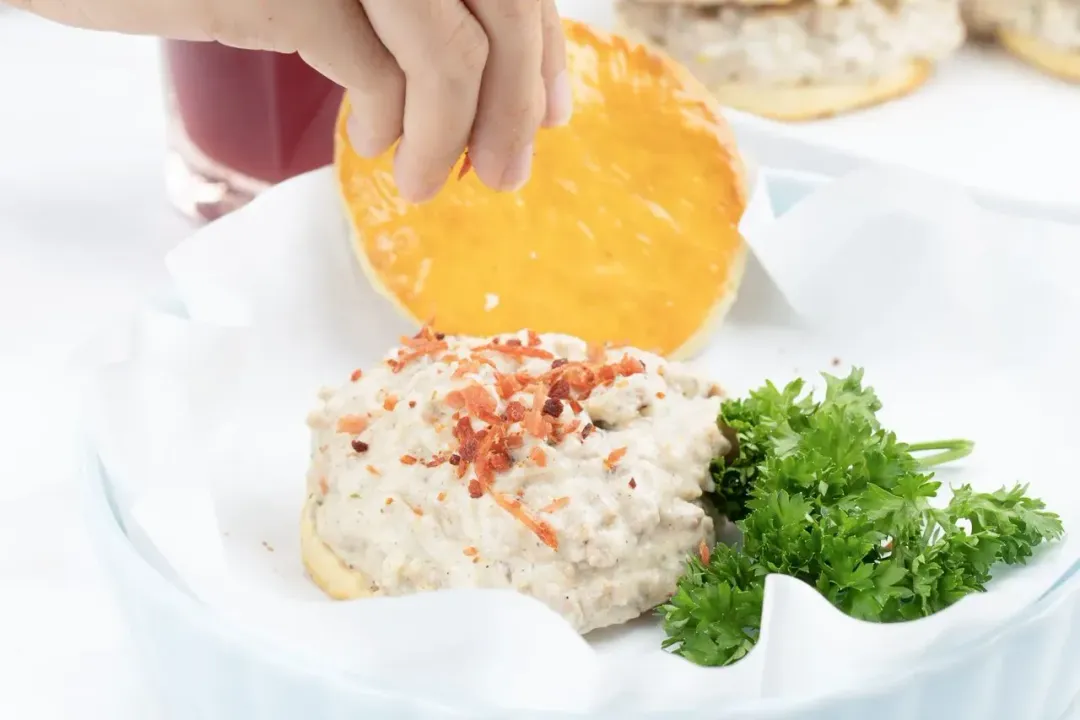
[662,368,1064,667]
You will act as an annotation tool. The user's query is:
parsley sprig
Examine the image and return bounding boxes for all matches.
[660,368,1064,667]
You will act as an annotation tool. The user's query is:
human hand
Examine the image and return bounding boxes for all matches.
[9,0,571,202]
[331,0,573,202]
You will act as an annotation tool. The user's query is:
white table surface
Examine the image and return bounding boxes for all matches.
[0,3,1077,719]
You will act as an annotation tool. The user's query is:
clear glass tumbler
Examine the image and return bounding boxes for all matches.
[161,41,345,222]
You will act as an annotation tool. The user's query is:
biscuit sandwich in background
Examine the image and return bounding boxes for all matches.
[614,0,967,121]
[963,0,1080,81]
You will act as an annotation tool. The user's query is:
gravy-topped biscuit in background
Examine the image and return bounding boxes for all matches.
[615,0,966,121]
[334,19,747,360]
[963,0,1080,81]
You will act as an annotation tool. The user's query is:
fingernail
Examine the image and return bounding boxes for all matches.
[500,144,534,191]
[544,70,573,127]
[347,112,382,158]
[393,140,442,203]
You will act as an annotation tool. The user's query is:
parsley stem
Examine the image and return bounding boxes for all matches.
[908,439,975,468]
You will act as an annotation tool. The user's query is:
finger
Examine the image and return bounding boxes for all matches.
[293,1,405,158]
[362,0,489,202]
[539,0,571,127]
[462,0,545,192]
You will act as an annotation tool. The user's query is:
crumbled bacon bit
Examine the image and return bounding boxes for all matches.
[597,365,617,386]
[504,400,526,423]
[435,332,446,340]
[542,397,563,418]
[490,491,558,550]
[458,153,473,180]
[527,330,542,347]
[556,363,593,390]
[411,504,424,517]
[449,454,461,466]
[541,496,569,513]
[351,439,369,453]
[525,385,552,439]
[437,491,447,502]
[452,360,483,379]
[707,384,725,398]
[548,378,570,400]
[366,465,381,476]
[391,340,449,372]
[506,433,525,449]
[551,358,568,369]
[604,447,628,471]
[383,395,398,411]
[459,435,480,463]
[581,423,595,439]
[698,540,711,564]
[385,497,394,505]
[568,399,583,414]
[616,354,646,376]
[400,454,418,465]
[424,454,448,468]
[410,326,438,343]
[462,383,498,416]
[350,369,363,382]
[336,414,368,434]
[506,338,522,347]
[628,478,637,489]
[530,447,548,467]
[474,343,555,360]
[452,416,473,440]
[468,479,484,498]
[441,353,460,363]
[463,546,478,557]
[563,419,581,435]
[587,343,607,364]
[471,426,504,492]
[656,391,666,399]
[318,477,329,495]
[493,373,516,399]
[488,450,512,472]
[408,400,417,408]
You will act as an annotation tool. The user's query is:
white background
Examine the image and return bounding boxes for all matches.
[0,1,1077,717]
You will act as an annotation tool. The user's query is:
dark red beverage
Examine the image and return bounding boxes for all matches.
[162,41,344,221]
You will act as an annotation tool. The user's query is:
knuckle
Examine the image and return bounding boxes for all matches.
[490,0,539,23]
[439,14,490,78]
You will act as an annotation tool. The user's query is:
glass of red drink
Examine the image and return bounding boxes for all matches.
[162,41,345,222]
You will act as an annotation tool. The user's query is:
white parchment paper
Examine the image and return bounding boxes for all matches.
[84,166,1080,715]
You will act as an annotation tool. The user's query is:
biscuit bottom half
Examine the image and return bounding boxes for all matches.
[998,30,1080,83]
[711,59,934,121]
[300,495,375,601]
